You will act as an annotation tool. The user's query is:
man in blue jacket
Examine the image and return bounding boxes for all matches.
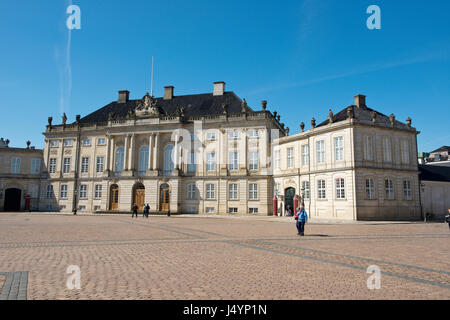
[296,206,308,236]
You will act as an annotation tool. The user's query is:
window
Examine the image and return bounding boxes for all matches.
[229,130,239,139]
[249,183,258,200]
[364,136,374,160]
[94,205,101,211]
[205,207,215,214]
[63,139,73,147]
[115,147,124,172]
[49,140,59,148]
[336,178,345,199]
[403,180,412,200]
[383,138,392,162]
[97,138,106,145]
[301,181,310,199]
[249,152,258,170]
[139,146,149,172]
[366,178,375,200]
[287,147,294,168]
[63,157,71,173]
[229,152,238,171]
[229,183,238,200]
[78,205,86,211]
[334,136,344,161]
[206,132,217,141]
[46,185,54,199]
[11,157,21,173]
[316,140,325,163]
[275,150,280,170]
[302,145,309,166]
[229,208,238,214]
[275,183,280,196]
[401,140,410,164]
[248,129,259,138]
[31,158,41,174]
[187,152,196,173]
[207,152,216,171]
[95,184,102,198]
[187,184,196,200]
[79,185,87,198]
[385,179,394,200]
[81,157,89,173]
[60,185,68,198]
[206,184,215,199]
[82,138,91,146]
[49,158,57,173]
[317,179,326,199]
[96,156,104,173]
[249,208,258,214]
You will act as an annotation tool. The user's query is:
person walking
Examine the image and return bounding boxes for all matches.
[132,203,138,218]
[144,203,150,218]
[295,206,308,236]
[445,208,450,229]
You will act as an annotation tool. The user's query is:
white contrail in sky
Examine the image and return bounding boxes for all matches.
[57,0,73,116]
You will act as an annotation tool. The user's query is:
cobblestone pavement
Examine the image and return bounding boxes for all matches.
[0,213,449,300]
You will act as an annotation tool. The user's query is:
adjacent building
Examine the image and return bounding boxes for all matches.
[0,138,44,211]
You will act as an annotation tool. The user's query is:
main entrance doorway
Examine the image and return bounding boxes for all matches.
[133,183,145,212]
[284,187,296,216]
[4,188,21,211]
[109,184,119,211]
[160,184,170,211]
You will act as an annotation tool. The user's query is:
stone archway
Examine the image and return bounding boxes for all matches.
[159,183,170,212]
[284,187,296,216]
[109,184,119,211]
[4,188,21,211]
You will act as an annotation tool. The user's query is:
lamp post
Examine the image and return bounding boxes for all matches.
[301,186,305,207]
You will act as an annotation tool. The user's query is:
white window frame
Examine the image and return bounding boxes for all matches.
[31,158,41,174]
[301,145,309,166]
[249,207,258,214]
[82,138,91,146]
[11,157,21,174]
[49,158,57,173]
[301,181,310,199]
[81,157,89,173]
[46,185,54,199]
[334,136,344,161]
[366,178,375,200]
[248,129,259,138]
[206,184,215,200]
[97,138,106,145]
[403,180,412,200]
[187,152,196,173]
[287,147,294,168]
[206,132,217,141]
[229,152,239,171]
[249,151,258,170]
[229,183,238,200]
[275,150,280,170]
[63,157,71,173]
[228,207,238,214]
[96,156,104,173]
[401,140,410,164]
[336,178,345,199]
[94,184,102,198]
[60,184,68,198]
[316,140,325,163]
[228,130,239,140]
[206,152,216,172]
[364,136,374,161]
[383,137,392,162]
[63,139,73,147]
[385,179,394,200]
[139,146,149,172]
[317,179,326,199]
[187,184,196,200]
[249,183,258,200]
[79,184,87,198]
[49,140,59,148]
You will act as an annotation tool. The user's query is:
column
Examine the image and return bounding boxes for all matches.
[128,134,135,171]
[105,135,110,173]
[109,136,115,171]
[153,133,159,170]
[124,134,129,170]
[148,134,153,171]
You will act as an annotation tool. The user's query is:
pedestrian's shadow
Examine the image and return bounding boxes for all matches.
[305,234,329,237]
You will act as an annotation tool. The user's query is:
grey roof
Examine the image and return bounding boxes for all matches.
[419,165,450,182]
[78,92,251,124]
[430,146,450,153]
[317,105,410,129]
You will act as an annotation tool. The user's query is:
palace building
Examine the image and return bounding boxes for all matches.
[37,82,421,220]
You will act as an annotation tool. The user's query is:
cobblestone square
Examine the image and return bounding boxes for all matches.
[0,213,449,300]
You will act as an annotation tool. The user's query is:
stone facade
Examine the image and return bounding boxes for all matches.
[0,139,44,211]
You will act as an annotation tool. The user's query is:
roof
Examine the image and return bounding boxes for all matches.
[78,91,251,124]
[430,146,450,153]
[419,164,450,182]
[317,105,410,129]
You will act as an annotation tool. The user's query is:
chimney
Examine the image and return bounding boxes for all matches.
[213,81,225,96]
[118,90,130,103]
[354,94,366,108]
[164,86,174,100]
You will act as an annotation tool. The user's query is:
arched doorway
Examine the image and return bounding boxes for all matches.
[160,183,170,211]
[109,184,119,211]
[284,187,296,216]
[133,183,145,212]
[4,188,21,211]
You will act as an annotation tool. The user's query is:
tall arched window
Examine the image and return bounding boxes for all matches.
[115,147,124,172]
[164,145,174,175]
[139,146,149,172]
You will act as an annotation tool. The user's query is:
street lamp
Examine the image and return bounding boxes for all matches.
[301,186,305,207]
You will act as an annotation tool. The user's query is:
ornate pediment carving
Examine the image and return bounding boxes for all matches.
[135,92,162,117]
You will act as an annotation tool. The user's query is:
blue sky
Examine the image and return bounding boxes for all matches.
[0,0,449,151]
